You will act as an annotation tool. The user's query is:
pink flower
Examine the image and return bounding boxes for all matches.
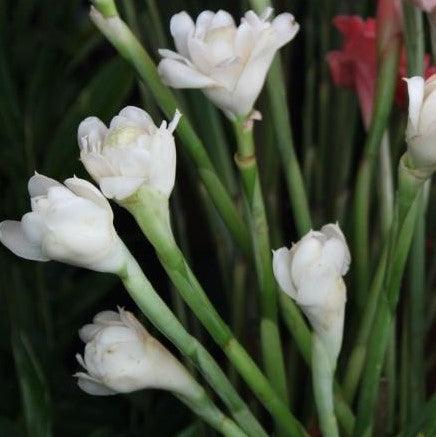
[412,0,436,13]
[327,12,435,126]
[326,16,377,129]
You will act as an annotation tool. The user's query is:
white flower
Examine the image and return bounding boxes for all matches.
[78,106,181,201]
[158,8,299,118]
[273,224,350,361]
[405,75,436,173]
[0,174,124,273]
[75,308,197,397]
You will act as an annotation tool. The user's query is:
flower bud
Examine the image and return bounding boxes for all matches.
[273,224,350,361]
[78,106,180,201]
[405,75,436,175]
[158,8,299,119]
[0,174,124,272]
[75,308,197,397]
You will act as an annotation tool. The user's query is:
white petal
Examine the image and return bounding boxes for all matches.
[243,10,265,29]
[99,176,145,200]
[290,236,323,287]
[405,76,425,134]
[158,48,193,65]
[170,11,195,58]
[94,310,121,324]
[77,117,108,152]
[64,177,113,217]
[321,223,350,275]
[271,13,300,49]
[21,212,44,245]
[187,38,213,72]
[210,10,235,29]
[75,372,116,396]
[0,220,48,261]
[420,82,436,132]
[28,173,63,198]
[235,22,255,59]
[168,110,182,134]
[158,58,218,89]
[80,150,115,181]
[79,324,102,343]
[195,10,215,37]
[117,106,155,130]
[272,247,297,298]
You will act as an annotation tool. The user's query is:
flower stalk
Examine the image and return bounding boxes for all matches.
[353,155,427,436]
[248,0,312,237]
[232,117,289,409]
[117,247,267,437]
[123,186,307,436]
[352,0,401,310]
[402,1,426,421]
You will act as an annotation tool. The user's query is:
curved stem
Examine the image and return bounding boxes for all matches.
[177,390,247,437]
[125,188,307,436]
[118,248,267,437]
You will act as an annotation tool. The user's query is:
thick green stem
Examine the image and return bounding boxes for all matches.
[248,0,312,235]
[352,30,401,311]
[124,187,307,436]
[403,1,426,422]
[353,156,427,437]
[118,247,267,437]
[89,4,250,255]
[177,390,247,437]
[342,248,388,403]
[233,118,289,411]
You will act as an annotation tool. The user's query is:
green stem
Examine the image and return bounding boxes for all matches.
[401,393,436,437]
[228,257,248,388]
[90,3,250,255]
[352,33,400,311]
[233,118,289,411]
[353,156,427,437]
[177,390,247,437]
[248,0,312,236]
[342,247,388,403]
[403,0,426,423]
[312,336,339,437]
[124,187,306,437]
[118,246,267,437]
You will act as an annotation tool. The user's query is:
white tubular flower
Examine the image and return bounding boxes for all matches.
[0,174,124,273]
[405,75,436,175]
[75,308,197,397]
[78,106,181,201]
[158,8,299,119]
[273,224,350,362]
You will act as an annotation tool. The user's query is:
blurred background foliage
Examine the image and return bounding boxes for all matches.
[0,0,435,436]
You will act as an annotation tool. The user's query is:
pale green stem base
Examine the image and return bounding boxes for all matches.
[312,336,339,437]
[118,247,266,437]
[124,187,306,436]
